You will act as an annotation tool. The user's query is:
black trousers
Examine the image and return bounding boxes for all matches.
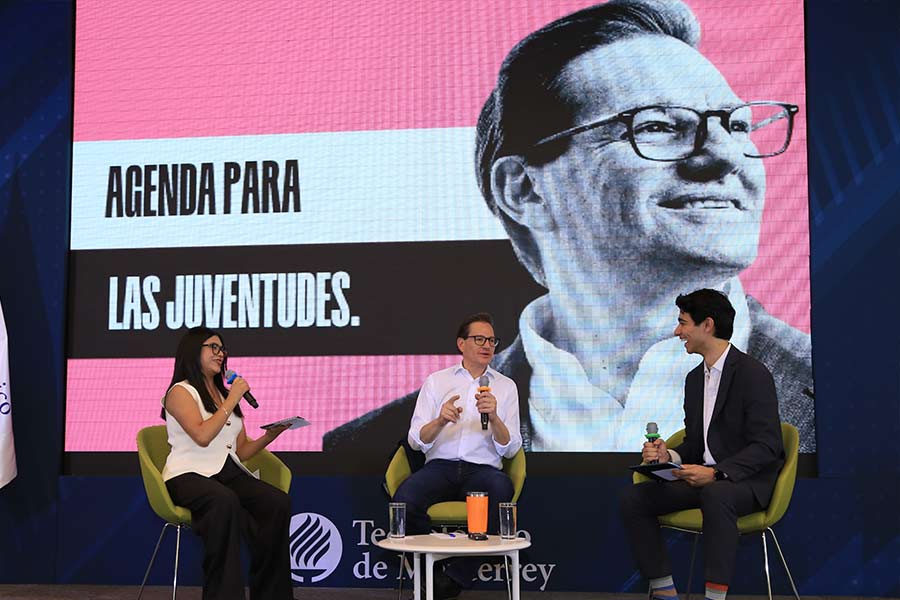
[166,457,293,600]
[619,480,761,586]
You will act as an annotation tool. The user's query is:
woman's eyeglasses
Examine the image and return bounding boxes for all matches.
[201,343,228,355]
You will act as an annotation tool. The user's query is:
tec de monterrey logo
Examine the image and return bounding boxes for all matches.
[289,512,343,584]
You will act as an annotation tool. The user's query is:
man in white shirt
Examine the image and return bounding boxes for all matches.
[393,312,522,599]
[619,289,784,600]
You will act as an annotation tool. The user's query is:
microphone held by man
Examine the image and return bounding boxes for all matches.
[478,375,490,430]
[644,422,662,464]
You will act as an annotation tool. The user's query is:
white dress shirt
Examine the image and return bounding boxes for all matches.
[701,344,731,465]
[668,343,731,466]
[407,363,522,469]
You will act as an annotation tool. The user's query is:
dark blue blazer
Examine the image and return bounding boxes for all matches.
[675,345,785,507]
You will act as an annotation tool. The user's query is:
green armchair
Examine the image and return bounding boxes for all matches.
[385,445,526,529]
[632,423,800,600]
[136,424,291,599]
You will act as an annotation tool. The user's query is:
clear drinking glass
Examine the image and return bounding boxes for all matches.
[388,502,406,538]
[498,502,517,539]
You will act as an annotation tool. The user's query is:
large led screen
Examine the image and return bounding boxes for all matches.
[67,0,814,454]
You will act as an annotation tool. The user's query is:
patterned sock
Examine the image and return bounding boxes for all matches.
[649,575,679,599]
[705,581,728,600]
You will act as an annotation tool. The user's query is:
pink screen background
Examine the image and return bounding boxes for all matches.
[68,0,809,451]
[67,356,460,451]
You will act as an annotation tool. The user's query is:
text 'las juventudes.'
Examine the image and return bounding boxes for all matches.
[107,272,359,331]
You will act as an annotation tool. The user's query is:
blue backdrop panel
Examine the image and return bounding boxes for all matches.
[805,0,900,477]
[0,0,72,584]
[55,474,900,595]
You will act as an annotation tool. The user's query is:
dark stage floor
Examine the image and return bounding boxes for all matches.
[0,586,896,600]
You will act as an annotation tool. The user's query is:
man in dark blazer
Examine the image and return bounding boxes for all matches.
[619,289,784,600]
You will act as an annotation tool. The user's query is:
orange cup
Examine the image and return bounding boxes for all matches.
[466,491,488,534]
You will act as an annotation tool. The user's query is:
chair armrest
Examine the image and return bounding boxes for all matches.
[385,446,412,498]
[243,449,292,494]
[503,448,527,502]
[632,471,653,484]
[137,443,192,524]
[764,423,799,526]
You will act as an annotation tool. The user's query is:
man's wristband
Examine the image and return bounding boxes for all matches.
[713,468,728,481]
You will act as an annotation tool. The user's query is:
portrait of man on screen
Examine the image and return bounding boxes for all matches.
[324,0,814,453]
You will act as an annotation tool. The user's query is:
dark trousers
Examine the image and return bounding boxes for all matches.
[619,480,761,586]
[166,457,293,600]
[393,459,514,587]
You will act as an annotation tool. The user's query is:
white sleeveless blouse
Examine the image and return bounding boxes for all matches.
[161,380,252,481]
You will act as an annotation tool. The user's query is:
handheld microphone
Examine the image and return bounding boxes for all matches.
[224,369,259,408]
[645,422,660,464]
[478,375,490,430]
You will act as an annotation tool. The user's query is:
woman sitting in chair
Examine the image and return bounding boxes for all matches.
[160,326,293,600]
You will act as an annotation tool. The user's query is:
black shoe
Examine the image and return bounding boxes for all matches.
[416,567,462,600]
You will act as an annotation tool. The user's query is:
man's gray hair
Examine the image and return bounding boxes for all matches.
[475,0,700,285]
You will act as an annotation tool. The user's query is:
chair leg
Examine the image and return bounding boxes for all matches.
[685,532,699,600]
[761,530,773,600]
[138,521,171,600]
[172,523,182,600]
[767,527,801,599]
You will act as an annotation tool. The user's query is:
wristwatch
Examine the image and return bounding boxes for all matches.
[713,468,728,481]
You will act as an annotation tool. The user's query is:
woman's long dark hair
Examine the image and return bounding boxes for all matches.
[160,326,244,420]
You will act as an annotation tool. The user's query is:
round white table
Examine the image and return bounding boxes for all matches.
[376,534,531,600]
